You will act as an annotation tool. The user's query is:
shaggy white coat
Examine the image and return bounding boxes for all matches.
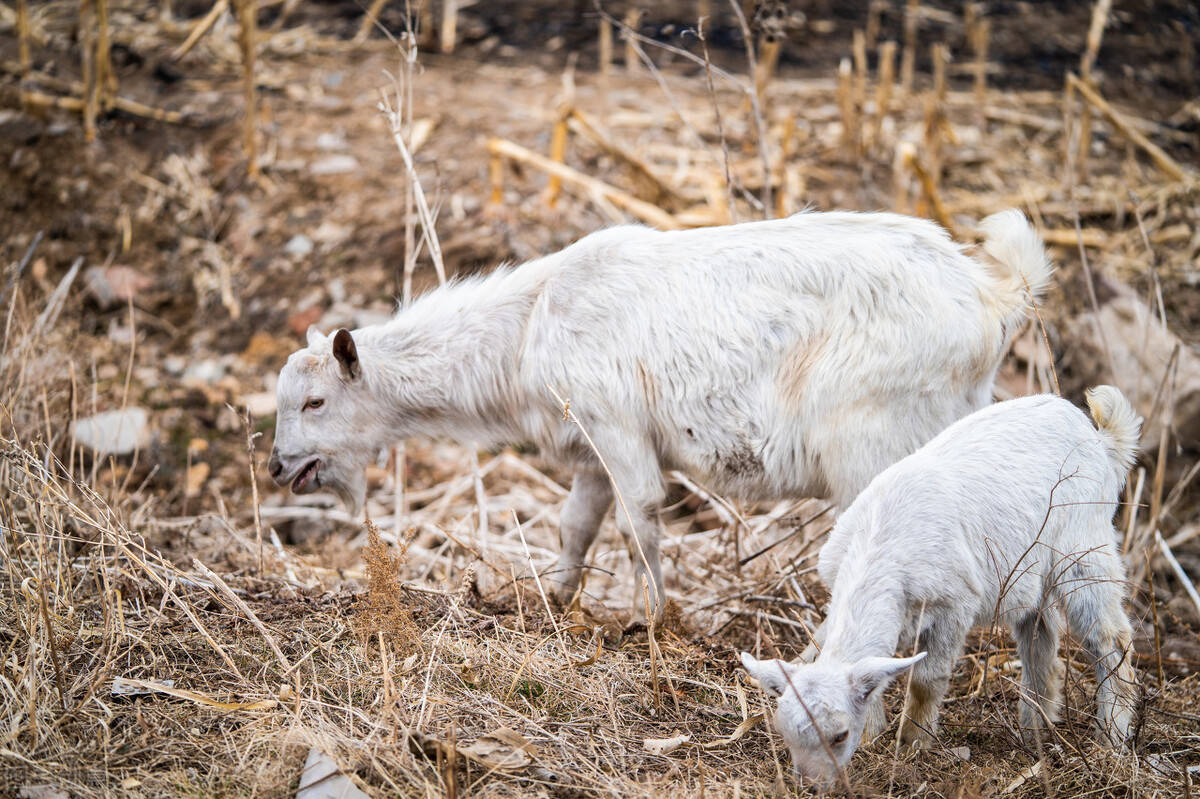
[742,386,1142,787]
[268,209,1051,610]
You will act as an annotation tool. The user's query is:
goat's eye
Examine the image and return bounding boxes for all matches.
[831,730,849,745]
[305,398,324,410]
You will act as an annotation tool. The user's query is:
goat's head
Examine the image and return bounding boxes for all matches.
[739,651,925,787]
[268,326,380,516]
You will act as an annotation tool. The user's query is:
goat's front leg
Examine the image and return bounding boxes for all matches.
[798,619,828,663]
[899,619,969,748]
[614,500,665,619]
[547,469,613,604]
[588,441,666,618]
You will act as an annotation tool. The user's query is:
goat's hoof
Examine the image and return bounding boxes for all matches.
[1018,724,1056,749]
[899,725,935,750]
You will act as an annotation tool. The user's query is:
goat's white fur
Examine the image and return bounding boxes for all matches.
[270,209,1050,611]
[741,386,1142,787]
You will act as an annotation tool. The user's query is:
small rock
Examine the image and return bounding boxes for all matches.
[323,72,345,89]
[17,785,69,799]
[242,391,277,417]
[315,131,348,151]
[312,220,352,247]
[328,277,346,303]
[83,266,153,309]
[284,234,314,257]
[288,305,324,337]
[947,746,970,762]
[309,154,360,176]
[163,356,187,376]
[107,319,134,344]
[0,110,44,143]
[182,359,225,385]
[72,408,151,457]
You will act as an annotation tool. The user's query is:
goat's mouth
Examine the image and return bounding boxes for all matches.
[291,459,322,493]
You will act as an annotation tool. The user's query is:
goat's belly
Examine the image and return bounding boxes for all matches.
[667,451,819,504]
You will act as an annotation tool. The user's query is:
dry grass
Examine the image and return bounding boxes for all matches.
[2,302,1197,797]
[1,2,1199,797]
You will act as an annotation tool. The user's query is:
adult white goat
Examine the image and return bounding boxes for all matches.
[741,386,1142,787]
[268,210,1050,612]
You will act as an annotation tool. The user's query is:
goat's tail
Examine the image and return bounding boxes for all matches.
[1085,385,1142,477]
[977,209,1053,330]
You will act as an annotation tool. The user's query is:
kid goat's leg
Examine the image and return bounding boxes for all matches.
[547,469,613,603]
[1059,557,1140,746]
[899,618,969,748]
[1013,609,1065,737]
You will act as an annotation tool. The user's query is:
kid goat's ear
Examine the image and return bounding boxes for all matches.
[740,652,793,698]
[332,328,360,380]
[848,652,926,704]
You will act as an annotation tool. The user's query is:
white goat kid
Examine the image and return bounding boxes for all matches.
[268,210,1050,613]
[741,386,1143,787]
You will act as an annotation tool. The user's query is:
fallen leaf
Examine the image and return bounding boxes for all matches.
[644,734,690,755]
[296,747,370,799]
[119,777,141,789]
[1002,759,1043,794]
[409,117,437,154]
[457,727,535,771]
[185,462,210,497]
[699,713,765,749]
[112,677,277,712]
[112,676,175,696]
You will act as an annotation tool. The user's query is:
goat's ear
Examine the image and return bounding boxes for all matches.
[306,325,326,349]
[848,652,926,704]
[740,653,794,698]
[332,328,360,380]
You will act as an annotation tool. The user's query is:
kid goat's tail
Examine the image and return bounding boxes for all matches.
[1085,385,1142,479]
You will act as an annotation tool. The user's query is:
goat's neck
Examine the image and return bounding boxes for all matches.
[818,562,905,664]
[354,283,535,448]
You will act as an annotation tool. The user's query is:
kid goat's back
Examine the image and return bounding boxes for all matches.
[268,209,1051,611]
[743,387,1142,786]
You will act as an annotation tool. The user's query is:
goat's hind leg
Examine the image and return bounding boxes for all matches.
[547,469,613,604]
[1013,609,1064,741]
[1059,561,1140,747]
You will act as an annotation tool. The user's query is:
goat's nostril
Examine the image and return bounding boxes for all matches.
[268,454,282,478]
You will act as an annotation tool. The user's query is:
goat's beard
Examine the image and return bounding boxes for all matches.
[323,452,369,519]
[332,472,367,518]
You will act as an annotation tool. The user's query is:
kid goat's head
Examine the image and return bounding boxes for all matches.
[268,327,380,516]
[739,651,925,787]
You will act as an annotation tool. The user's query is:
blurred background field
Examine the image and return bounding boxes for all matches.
[1,1,1198,796]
